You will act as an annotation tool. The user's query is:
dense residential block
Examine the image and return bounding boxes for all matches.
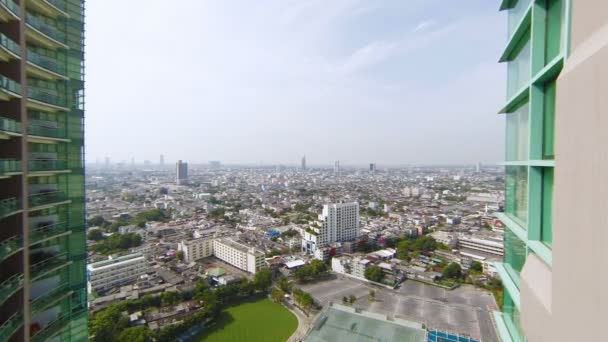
[0,0,86,341]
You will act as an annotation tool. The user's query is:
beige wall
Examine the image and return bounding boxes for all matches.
[550,3,608,341]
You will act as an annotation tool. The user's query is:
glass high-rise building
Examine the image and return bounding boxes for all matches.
[496,1,608,341]
[0,0,86,341]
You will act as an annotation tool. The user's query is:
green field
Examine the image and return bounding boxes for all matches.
[196,298,298,342]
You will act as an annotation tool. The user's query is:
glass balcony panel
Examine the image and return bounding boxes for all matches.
[0,116,21,133]
[0,273,24,305]
[0,33,20,56]
[30,222,68,244]
[0,0,20,18]
[505,166,528,227]
[505,101,529,161]
[0,159,21,173]
[507,34,531,98]
[0,197,21,217]
[0,310,23,342]
[0,74,21,94]
[31,252,68,279]
[47,0,66,12]
[28,87,67,107]
[29,191,68,207]
[503,291,525,341]
[507,0,532,38]
[27,50,66,76]
[29,159,68,171]
[0,234,22,261]
[28,123,66,138]
[32,312,70,342]
[25,15,66,43]
[31,282,69,312]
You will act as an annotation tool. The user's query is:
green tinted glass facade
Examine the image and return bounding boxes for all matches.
[0,0,86,341]
[497,0,569,341]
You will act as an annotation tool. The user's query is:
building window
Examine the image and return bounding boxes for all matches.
[506,166,529,227]
[507,32,531,98]
[543,0,563,65]
[506,101,530,161]
[543,79,556,159]
[503,290,524,341]
[541,168,554,247]
[504,228,526,286]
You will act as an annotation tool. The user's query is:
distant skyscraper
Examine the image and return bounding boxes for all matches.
[301,155,307,170]
[369,163,376,173]
[105,157,110,168]
[475,162,481,173]
[131,157,135,166]
[160,154,165,166]
[176,160,189,185]
[209,160,221,169]
[334,160,340,174]
[302,202,360,258]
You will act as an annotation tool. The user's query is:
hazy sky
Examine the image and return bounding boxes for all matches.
[86,0,506,166]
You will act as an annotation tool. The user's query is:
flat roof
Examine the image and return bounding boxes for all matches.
[285,260,305,268]
[305,307,426,342]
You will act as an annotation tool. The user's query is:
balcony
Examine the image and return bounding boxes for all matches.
[0,75,22,100]
[0,197,21,218]
[0,273,24,306]
[28,123,67,141]
[30,282,71,313]
[30,222,68,245]
[25,14,67,49]
[0,311,23,342]
[0,33,20,62]
[0,0,20,22]
[0,235,22,262]
[0,159,21,178]
[30,252,70,280]
[27,0,69,19]
[29,191,69,209]
[31,312,69,342]
[29,159,68,173]
[27,49,67,80]
[0,117,21,137]
[27,87,67,111]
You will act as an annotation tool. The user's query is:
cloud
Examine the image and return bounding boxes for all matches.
[413,20,436,32]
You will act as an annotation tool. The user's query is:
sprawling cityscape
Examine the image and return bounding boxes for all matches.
[1,0,607,341]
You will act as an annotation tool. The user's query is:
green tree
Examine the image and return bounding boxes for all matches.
[87,215,109,228]
[89,305,129,342]
[364,265,384,283]
[278,276,292,293]
[161,291,180,307]
[342,296,348,304]
[87,229,104,241]
[176,250,184,261]
[397,240,412,260]
[470,261,483,273]
[348,294,356,304]
[253,268,272,292]
[443,262,462,279]
[271,288,285,303]
[117,327,153,342]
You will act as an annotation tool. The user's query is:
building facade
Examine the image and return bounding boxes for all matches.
[495,1,608,341]
[302,202,360,257]
[213,238,265,274]
[178,237,215,263]
[0,1,86,341]
[175,160,188,185]
[86,253,147,295]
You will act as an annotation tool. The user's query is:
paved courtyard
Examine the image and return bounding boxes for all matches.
[299,276,499,342]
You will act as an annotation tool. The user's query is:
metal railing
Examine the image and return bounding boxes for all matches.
[27,49,66,76]
[25,14,66,43]
[29,191,68,208]
[0,235,22,262]
[28,123,66,138]
[0,0,20,18]
[30,252,69,280]
[30,222,68,244]
[0,310,23,342]
[0,273,24,306]
[31,282,70,312]
[27,87,67,107]
[0,197,21,217]
[29,159,68,171]
[0,74,21,95]
[0,33,20,56]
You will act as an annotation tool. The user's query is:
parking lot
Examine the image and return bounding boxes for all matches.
[299,276,499,342]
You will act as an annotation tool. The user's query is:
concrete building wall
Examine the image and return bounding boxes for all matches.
[547,5,608,341]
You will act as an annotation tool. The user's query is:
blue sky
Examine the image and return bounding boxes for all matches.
[85,0,505,166]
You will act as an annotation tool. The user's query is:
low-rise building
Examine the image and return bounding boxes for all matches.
[213,238,265,274]
[87,253,147,294]
[178,238,215,262]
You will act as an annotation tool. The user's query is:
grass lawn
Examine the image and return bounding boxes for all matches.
[195,298,298,342]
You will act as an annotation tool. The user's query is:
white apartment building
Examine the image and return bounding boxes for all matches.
[178,237,215,262]
[302,202,360,257]
[213,238,265,274]
[87,253,147,294]
[457,234,504,256]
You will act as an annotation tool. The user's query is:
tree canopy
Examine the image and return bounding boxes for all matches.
[364,265,384,283]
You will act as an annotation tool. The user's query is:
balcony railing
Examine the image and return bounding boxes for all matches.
[25,15,66,44]
[0,116,20,133]
[29,191,68,208]
[31,312,69,342]
[0,74,21,95]
[0,197,20,217]
[30,252,68,280]
[30,222,68,244]
[0,159,21,174]
[30,282,69,313]
[28,87,67,108]
[46,0,66,12]
[0,273,24,306]
[0,235,22,262]
[29,159,68,172]
[27,50,66,76]
[0,0,20,18]
[0,33,20,56]
[28,123,66,138]
[0,310,23,342]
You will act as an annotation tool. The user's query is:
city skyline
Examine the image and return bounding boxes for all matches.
[85,0,506,165]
